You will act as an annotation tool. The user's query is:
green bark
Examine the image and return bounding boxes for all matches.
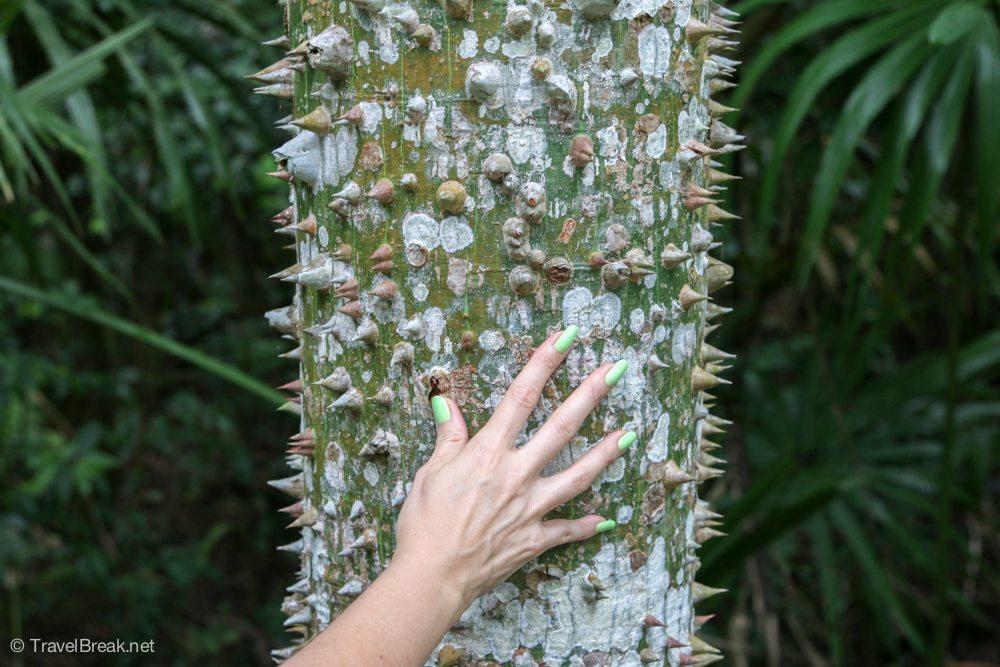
[263,0,739,663]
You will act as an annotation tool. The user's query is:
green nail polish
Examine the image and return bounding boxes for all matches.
[554,325,579,353]
[431,395,451,424]
[604,359,629,387]
[595,520,617,534]
[617,431,637,452]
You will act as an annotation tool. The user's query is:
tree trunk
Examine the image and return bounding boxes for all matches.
[258,0,739,663]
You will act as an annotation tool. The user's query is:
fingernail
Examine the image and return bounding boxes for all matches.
[431,395,451,424]
[554,325,579,353]
[617,431,637,452]
[604,359,629,387]
[596,519,617,534]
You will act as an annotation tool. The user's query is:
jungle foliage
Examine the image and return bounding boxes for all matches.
[0,0,996,664]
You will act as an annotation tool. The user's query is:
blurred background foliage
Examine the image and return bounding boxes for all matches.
[0,0,996,664]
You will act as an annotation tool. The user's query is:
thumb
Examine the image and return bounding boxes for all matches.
[430,395,468,460]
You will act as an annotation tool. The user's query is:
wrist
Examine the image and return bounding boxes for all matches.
[383,551,472,626]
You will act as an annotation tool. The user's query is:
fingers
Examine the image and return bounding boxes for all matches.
[539,515,615,551]
[482,326,579,444]
[533,430,635,513]
[430,395,468,461]
[520,359,628,472]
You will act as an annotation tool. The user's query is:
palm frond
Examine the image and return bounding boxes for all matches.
[0,276,284,405]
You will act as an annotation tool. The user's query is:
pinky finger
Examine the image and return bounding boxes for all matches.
[540,515,615,549]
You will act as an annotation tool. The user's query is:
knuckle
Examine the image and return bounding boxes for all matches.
[551,416,578,443]
[605,437,622,462]
[528,529,549,557]
[506,381,540,412]
[528,342,557,366]
[437,430,463,448]
[474,443,503,466]
[538,345,561,368]
[569,470,593,496]
[507,467,529,490]
[585,378,606,404]
[412,465,430,486]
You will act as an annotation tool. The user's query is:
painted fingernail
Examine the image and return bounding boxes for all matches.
[595,519,617,534]
[604,359,629,387]
[617,431,637,452]
[554,325,579,353]
[431,395,451,424]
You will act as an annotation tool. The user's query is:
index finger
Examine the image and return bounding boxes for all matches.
[481,326,579,444]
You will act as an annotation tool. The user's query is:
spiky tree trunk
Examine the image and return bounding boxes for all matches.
[256,0,740,663]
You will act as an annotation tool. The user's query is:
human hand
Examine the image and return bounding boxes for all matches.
[391,326,633,614]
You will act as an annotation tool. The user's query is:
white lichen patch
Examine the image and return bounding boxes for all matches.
[647,412,671,462]
[324,126,361,190]
[506,125,548,166]
[458,29,479,59]
[645,123,667,159]
[613,0,671,20]
[604,345,647,412]
[596,125,622,165]
[359,101,383,134]
[422,307,446,352]
[595,456,626,488]
[617,505,634,525]
[322,446,347,501]
[402,212,441,250]
[562,287,622,338]
[440,216,474,252]
[402,212,474,253]
[410,280,429,302]
[629,308,645,334]
[674,0,693,25]
[637,25,671,80]
[478,330,506,352]
[671,323,696,364]
[592,35,614,63]
[677,107,697,147]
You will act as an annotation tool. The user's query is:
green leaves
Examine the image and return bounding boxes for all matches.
[972,15,1000,233]
[0,0,24,34]
[928,1,989,44]
[730,0,895,112]
[737,0,998,288]
[704,325,1000,659]
[0,0,287,417]
[754,1,939,236]
[0,2,291,663]
[16,19,151,108]
[711,1,998,646]
[797,34,928,283]
[0,277,285,405]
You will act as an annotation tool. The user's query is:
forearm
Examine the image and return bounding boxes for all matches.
[286,556,467,666]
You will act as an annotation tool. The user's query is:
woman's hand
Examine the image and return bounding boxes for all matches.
[393,325,634,612]
[287,326,634,666]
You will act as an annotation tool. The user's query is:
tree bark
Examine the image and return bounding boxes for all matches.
[260,0,739,664]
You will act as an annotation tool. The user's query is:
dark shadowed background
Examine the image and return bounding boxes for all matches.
[1,0,997,665]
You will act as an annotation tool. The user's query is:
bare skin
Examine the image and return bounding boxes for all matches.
[286,329,628,666]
